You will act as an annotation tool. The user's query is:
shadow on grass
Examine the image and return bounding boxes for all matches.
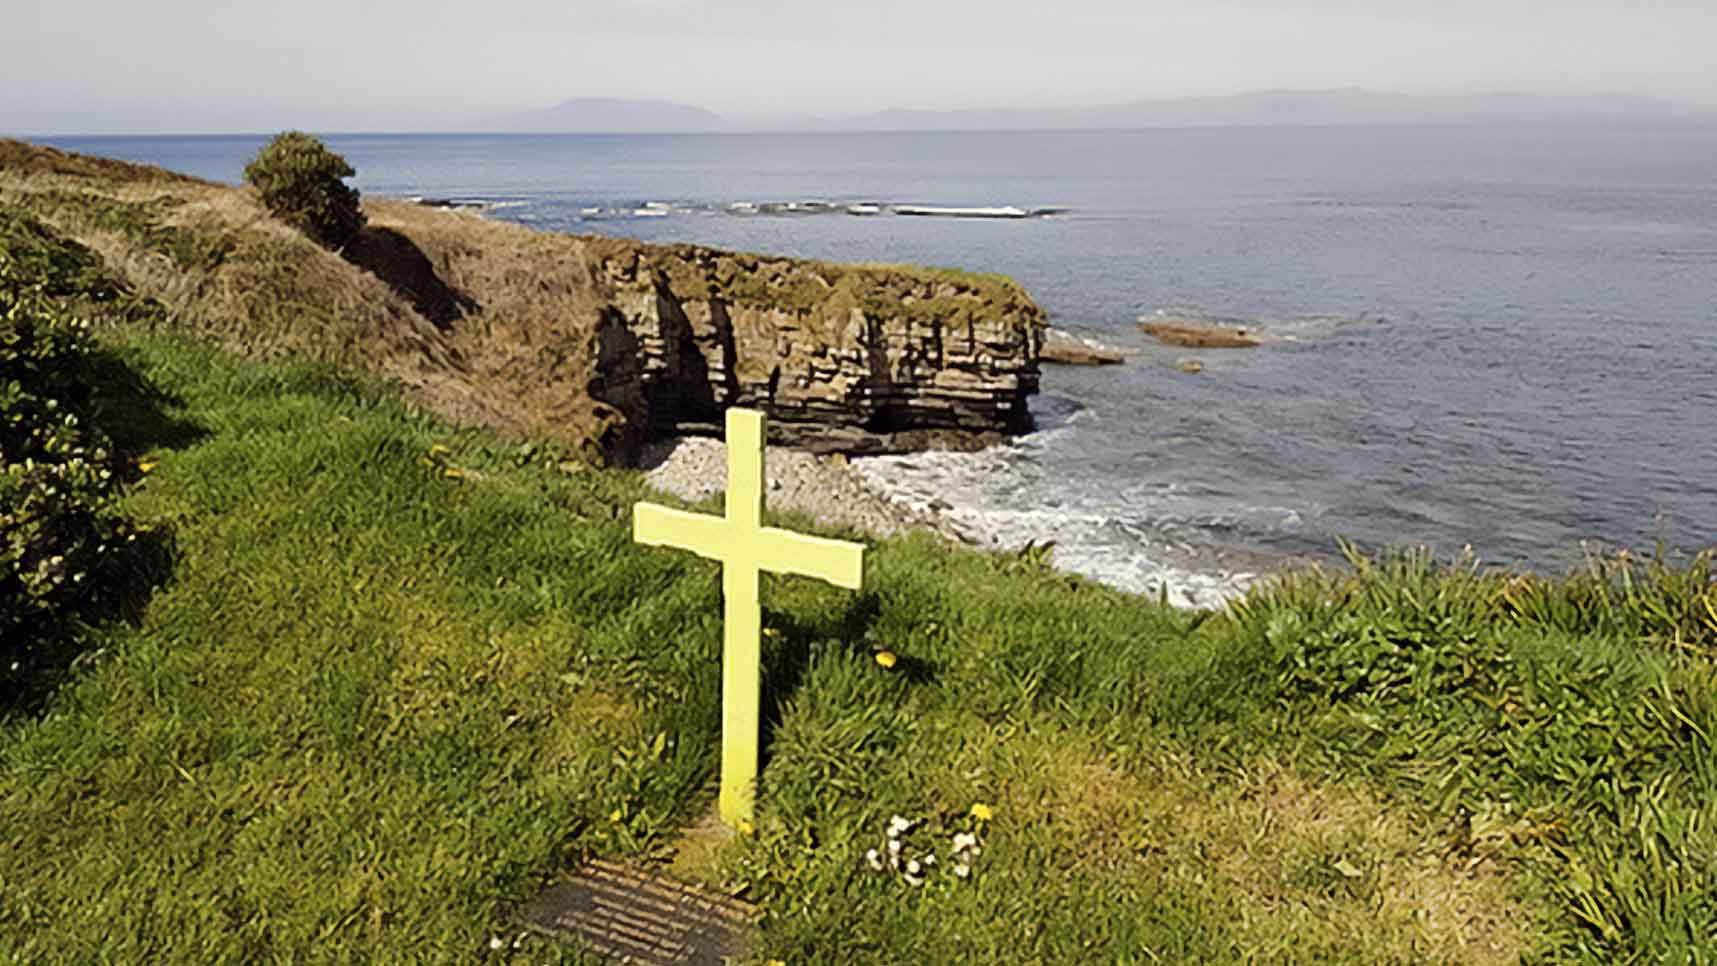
[84,346,208,460]
[1,527,177,720]
[757,593,943,770]
[1,349,204,720]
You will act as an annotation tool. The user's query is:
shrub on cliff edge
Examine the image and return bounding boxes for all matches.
[243,132,365,248]
[1,260,143,692]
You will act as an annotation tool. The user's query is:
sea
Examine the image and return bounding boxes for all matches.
[40,126,1717,602]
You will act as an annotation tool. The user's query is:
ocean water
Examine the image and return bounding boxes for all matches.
[43,127,1717,599]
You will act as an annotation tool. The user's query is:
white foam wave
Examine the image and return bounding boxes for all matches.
[851,445,1262,609]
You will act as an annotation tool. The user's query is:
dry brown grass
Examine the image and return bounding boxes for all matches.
[0,166,450,365]
[366,200,632,460]
[0,139,208,184]
[0,147,622,459]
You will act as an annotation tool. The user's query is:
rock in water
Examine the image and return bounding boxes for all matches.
[1040,327,1125,365]
[1140,318,1260,349]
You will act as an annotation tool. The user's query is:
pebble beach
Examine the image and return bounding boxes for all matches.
[640,434,1276,608]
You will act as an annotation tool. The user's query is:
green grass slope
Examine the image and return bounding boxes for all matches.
[0,332,1514,963]
[4,325,1714,962]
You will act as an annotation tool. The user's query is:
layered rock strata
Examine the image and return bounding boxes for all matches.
[585,239,1046,454]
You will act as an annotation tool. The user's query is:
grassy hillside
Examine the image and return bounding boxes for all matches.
[3,144,1714,963]
[0,139,619,460]
[7,324,1716,963]
[0,329,1517,963]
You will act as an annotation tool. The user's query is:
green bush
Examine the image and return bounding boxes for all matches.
[1,256,141,687]
[242,132,365,248]
[0,205,122,301]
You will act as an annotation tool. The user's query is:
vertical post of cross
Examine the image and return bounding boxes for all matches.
[718,409,764,825]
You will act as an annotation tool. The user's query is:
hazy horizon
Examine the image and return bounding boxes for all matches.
[10,89,1717,138]
[7,0,1717,135]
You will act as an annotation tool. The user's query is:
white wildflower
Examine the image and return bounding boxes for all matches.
[886,815,913,839]
[905,859,922,876]
[488,936,504,951]
[865,848,884,872]
[954,863,971,879]
[952,832,978,853]
[903,870,925,887]
[887,839,902,856]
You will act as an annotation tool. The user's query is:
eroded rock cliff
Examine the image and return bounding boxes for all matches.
[583,237,1045,454]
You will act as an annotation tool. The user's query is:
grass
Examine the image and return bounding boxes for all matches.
[3,325,1712,962]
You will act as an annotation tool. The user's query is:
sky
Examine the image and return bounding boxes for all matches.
[5,0,1717,133]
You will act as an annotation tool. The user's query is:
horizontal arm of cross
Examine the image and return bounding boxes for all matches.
[756,527,863,589]
[634,502,728,560]
[635,502,864,590]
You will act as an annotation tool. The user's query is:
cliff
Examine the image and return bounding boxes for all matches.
[584,238,1042,453]
[0,139,1045,461]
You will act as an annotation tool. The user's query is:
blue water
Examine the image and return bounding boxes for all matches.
[43,128,1717,587]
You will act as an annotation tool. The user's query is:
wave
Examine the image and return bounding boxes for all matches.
[573,199,1070,220]
[403,196,526,211]
[849,442,1280,609]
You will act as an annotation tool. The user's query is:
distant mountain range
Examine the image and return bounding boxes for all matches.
[468,97,726,133]
[821,89,1711,132]
[466,90,1713,134]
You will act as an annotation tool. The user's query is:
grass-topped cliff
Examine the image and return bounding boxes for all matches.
[0,139,1044,461]
[2,141,1715,963]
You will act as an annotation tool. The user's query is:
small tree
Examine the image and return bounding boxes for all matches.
[243,132,365,249]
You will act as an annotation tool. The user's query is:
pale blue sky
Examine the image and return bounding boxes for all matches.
[5,0,1716,133]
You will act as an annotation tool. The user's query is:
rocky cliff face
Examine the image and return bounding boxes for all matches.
[583,238,1045,454]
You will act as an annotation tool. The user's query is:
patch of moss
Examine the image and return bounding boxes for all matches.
[654,254,715,301]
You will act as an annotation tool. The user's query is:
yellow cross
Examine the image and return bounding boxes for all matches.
[633,409,865,828]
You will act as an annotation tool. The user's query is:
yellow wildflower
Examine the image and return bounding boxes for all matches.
[873,649,898,669]
[970,803,993,822]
